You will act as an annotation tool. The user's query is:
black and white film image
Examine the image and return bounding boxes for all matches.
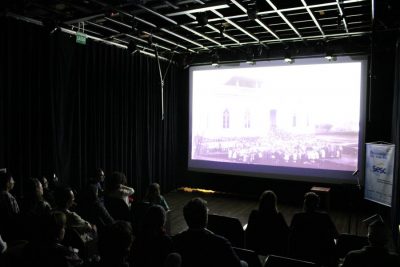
[191,62,362,172]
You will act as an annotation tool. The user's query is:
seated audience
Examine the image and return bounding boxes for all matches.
[342,220,400,267]
[0,234,7,254]
[20,177,52,240]
[105,172,134,207]
[40,174,58,207]
[245,190,289,256]
[23,211,83,267]
[289,191,338,267]
[164,252,182,267]
[173,197,245,267]
[131,205,173,267]
[0,171,20,241]
[77,184,114,234]
[97,220,133,267]
[54,186,97,240]
[144,183,170,211]
[88,168,106,201]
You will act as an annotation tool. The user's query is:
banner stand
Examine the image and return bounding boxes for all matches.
[364,142,395,207]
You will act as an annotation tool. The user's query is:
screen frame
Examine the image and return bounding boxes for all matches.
[188,55,368,185]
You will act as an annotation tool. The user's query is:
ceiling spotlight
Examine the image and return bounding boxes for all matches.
[257,44,263,56]
[247,0,258,20]
[127,40,137,54]
[211,51,219,67]
[325,51,335,61]
[284,57,293,63]
[196,12,209,27]
[247,6,257,20]
[284,50,292,63]
[43,18,59,35]
[219,24,225,38]
[337,13,345,29]
[130,19,139,35]
[246,47,255,65]
[147,34,153,46]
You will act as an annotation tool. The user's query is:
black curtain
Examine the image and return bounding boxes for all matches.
[0,17,183,198]
[0,17,52,195]
[391,38,400,250]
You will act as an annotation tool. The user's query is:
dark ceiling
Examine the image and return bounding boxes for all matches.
[2,0,400,65]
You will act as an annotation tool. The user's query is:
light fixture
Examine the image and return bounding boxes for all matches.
[127,40,137,54]
[148,34,153,46]
[337,13,345,29]
[219,24,225,38]
[246,47,255,65]
[284,50,292,63]
[43,18,59,34]
[247,1,258,20]
[257,44,263,56]
[324,41,335,61]
[211,51,219,67]
[325,51,335,61]
[130,18,139,35]
[196,12,208,27]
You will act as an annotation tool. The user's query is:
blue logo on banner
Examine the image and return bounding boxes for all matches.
[372,165,386,174]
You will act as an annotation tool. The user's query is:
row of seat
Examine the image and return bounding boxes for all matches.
[234,247,317,267]
[208,214,368,267]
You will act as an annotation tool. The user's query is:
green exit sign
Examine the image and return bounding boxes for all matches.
[76,32,87,45]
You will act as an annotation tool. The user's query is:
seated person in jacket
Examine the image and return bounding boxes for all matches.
[105,172,134,207]
[0,171,20,241]
[289,192,338,267]
[97,220,133,267]
[54,186,97,240]
[144,183,170,211]
[131,205,173,267]
[173,197,245,267]
[23,211,83,267]
[342,220,400,267]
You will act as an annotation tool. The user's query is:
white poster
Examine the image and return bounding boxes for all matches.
[364,143,395,207]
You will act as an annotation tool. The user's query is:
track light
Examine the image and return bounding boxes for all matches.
[284,57,292,63]
[246,0,259,20]
[247,4,258,20]
[219,24,225,38]
[130,19,139,35]
[257,44,263,56]
[325,51,336,61]
[127,40,137,54]
[43,18,59,35]
[284,50,292,63]
[211,51,219,67]
[337,13,345,29]
[246,47,255,65]
[196,12,208,27]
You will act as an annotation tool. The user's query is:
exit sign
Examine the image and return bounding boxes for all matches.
[76,32,87,45]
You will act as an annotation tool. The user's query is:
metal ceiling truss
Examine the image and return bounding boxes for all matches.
[7,0,372,64]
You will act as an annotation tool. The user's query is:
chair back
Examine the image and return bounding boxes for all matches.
[130,201,152,235]
[62,227,86,259]
[233,247,262,267]
[104,196,131,221]
[336,233,368,258]
[207,214,245,248]
[264,255,317,267]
